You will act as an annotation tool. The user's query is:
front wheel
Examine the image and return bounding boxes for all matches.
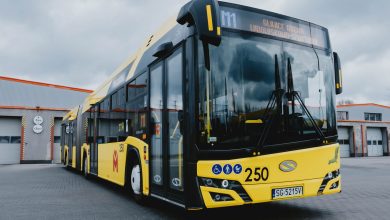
[130,162,146,203]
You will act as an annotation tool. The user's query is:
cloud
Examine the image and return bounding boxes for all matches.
[0,0,389,105]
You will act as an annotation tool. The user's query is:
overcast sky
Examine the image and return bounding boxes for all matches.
[1,0,389,105]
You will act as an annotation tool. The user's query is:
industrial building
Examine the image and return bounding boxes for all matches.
[337,103,390,157]
[1,74,388,163]
[0,76,91,165]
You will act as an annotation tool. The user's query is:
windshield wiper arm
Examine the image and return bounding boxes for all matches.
[257,55,284,148]
[286,58,326,142]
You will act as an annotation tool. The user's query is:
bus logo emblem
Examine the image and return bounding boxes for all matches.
[279,160,297,172]
[113,150,119,173]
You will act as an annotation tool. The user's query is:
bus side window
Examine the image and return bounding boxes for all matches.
[98,98,111,144]
[110,87,126,142]
[126,72,148,140]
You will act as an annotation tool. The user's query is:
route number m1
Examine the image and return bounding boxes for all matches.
[221,10,237,29]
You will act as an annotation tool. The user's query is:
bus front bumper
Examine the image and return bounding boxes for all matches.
[199,175,341,209]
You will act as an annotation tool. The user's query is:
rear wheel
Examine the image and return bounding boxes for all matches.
[64,153,68,167]
[83,156,89,178]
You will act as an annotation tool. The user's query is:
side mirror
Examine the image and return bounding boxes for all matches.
[333,52,343,94]
[177,0,221,70]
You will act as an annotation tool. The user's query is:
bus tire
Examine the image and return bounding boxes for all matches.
[129,158,146,204]
[64,152,68,168]
[82,155,89,179]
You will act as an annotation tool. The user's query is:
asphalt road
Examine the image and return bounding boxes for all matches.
[0,158,390,220]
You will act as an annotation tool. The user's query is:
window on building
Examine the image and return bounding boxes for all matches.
[338,139,350,145]
[54,136,61,143]
[367,140,372,145]
[0,136,10,143]
[373,140,377,145]
[364,113,382,121]
[378,140,383,145]
[10,136,21,144]
[337,111,349,120]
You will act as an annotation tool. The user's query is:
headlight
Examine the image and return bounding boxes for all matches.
[199,177,252,202]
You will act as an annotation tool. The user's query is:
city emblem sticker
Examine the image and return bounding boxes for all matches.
[233,164,242,174]
[212,164,222,175]
[223,164,233,175]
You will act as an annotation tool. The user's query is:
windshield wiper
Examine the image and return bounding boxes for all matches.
[256,55,284,148]
[286,58,326,142]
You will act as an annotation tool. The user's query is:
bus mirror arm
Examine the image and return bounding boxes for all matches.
[178,110,184,133]
[333,52,343,94]
[203,41,211,70]
[177,0,221,71]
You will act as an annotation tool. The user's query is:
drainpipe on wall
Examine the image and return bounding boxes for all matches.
[353,128,357,157]
[387,128,389,156]
[361,125,365,157]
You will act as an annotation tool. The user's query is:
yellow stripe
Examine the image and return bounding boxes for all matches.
[217,27,221,36]
[206,5,214,31]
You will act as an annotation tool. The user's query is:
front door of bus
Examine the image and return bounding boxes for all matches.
[150,47,184,201]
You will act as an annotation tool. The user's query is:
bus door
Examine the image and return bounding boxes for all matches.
[89,105,98,174]
[149,46,184,202]
[67,122,73,165]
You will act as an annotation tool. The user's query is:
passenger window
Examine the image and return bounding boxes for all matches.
[126,72,148,140]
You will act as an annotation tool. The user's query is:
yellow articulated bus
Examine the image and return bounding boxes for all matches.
[61,0,343,210]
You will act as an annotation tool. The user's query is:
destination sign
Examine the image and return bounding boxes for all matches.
[220,6,329,49]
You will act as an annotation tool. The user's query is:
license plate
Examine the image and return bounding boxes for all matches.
[272,186,303,200]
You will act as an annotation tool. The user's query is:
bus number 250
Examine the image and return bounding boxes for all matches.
[245,167,269,182]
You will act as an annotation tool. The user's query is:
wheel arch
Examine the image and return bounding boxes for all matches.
[125,147,142,188]
[81,144,90,173]
[123,136,149,196]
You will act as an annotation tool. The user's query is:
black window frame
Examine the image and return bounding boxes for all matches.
[364,112,382,122]
[10,136,21,144]
[337,111,349,120]
[0,136,10,144]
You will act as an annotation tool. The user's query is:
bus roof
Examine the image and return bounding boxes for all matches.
[80,17,179,113]
[71,1,330,115]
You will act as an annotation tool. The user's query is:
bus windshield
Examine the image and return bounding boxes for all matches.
[197,31,336,149]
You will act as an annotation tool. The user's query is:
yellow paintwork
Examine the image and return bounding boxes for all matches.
[98,142,127,186]
[198,144,341,208]
[206,5,214,31]
[245,119,263,124]
[96,137,149,196]
[64,145,69,166]
[63,106,79,121]
[81,144,90,173]
[72,146,76,168]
